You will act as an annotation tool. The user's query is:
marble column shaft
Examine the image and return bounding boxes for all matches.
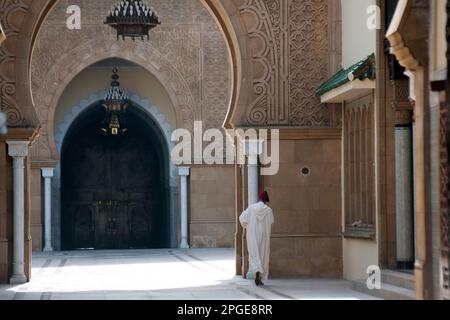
[42,168,54,252]
[395,109,415,267]
[179,167,190,249]
[7,141,29,284]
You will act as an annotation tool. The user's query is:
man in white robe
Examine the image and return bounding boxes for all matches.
[239,191,274,286]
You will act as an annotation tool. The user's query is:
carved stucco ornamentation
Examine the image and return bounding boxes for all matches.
[390,80,413,125]
[239,0,330,127]
[391,80,410,109]
[30,0,231,160]
[0,0,29,127]
[289,0,330,127]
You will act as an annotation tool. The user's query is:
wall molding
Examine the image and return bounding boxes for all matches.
[267,128,342,140]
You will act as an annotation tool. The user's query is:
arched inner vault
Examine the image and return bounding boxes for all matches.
[60,101,172,250]
[46,58,180,250]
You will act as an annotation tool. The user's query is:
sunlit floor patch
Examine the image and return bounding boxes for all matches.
[0,249,379,300]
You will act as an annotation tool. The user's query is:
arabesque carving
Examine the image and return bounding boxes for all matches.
[239,0,331,127]
[0,0,30,127]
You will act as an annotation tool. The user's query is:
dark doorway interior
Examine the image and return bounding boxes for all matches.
[61,104,169,250]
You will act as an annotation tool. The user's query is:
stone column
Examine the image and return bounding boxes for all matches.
[395,111,415,269]
[179,167,190,249]
[42,168,54,252]
[245,140,263,206]
[7,141,29,284]
[393,80,415,270]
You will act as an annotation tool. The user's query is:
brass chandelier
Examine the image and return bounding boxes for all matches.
[101,68,129,136]
[105,0,161,41]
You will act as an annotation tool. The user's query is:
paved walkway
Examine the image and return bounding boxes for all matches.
[0,249,377,300]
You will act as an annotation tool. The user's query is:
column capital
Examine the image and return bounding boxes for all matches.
[179,167,191,177]
[390,79,413,112]
[6,140,29,158]
[41,168,55,179]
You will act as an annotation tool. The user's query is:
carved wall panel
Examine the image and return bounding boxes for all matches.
[238,0,331,127]
[0,0,29,127]
[343,94,375,236]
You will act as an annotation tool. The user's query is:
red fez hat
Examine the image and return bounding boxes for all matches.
[259,191,270,203]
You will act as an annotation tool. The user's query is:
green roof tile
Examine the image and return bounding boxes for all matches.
[316,53,376,97]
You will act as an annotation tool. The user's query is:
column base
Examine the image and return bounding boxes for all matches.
[180,241,190,249]
[9,274,28,285]
[43,247,53,252]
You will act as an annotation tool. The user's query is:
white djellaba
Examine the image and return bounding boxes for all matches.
[239,200,274,282]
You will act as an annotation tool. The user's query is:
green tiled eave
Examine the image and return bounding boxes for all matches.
[316,53,376,97]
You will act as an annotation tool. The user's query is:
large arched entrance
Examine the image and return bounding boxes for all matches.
[61,103,171,250]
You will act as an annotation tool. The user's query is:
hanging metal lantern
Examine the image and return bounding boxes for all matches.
[105,0,161,41]
[102,68,129,136]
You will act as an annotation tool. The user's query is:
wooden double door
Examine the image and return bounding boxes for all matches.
[62,106,167,250]
[66,198,157,250]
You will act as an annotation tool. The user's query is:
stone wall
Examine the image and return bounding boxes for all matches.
[265,137,343,278]
[190,166,235,248]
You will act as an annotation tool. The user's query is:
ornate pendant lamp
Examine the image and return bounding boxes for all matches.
[102,68,129,136]
[105,0,161,41]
